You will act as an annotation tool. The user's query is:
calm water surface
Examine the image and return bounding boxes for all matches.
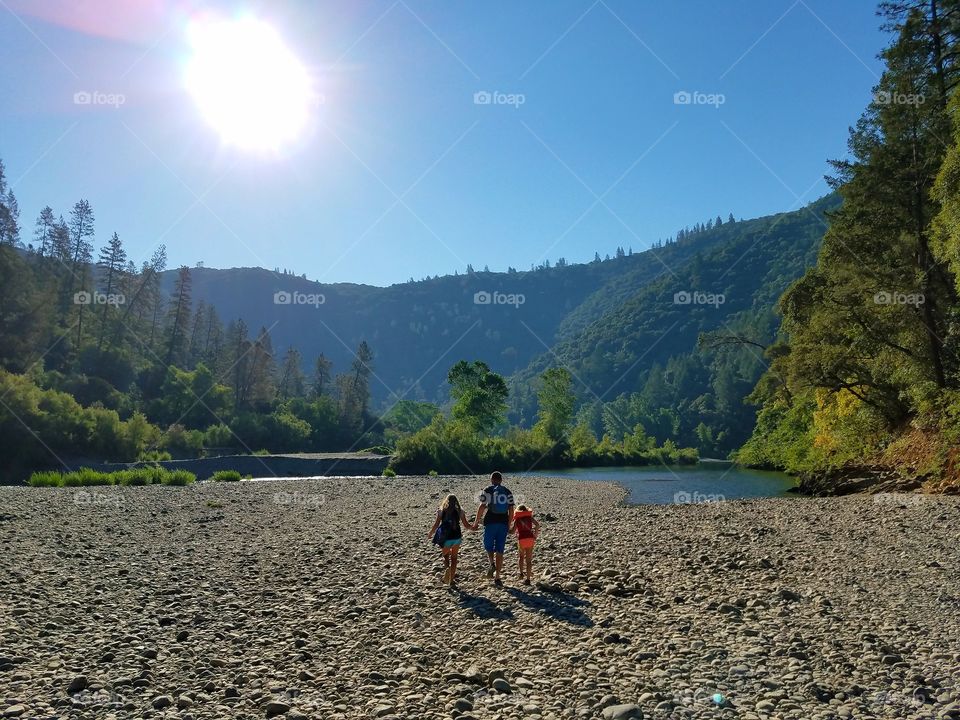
[518,463,795,504]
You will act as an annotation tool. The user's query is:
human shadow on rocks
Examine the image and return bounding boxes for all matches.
[454,589,515,621]
[504,587,594,627]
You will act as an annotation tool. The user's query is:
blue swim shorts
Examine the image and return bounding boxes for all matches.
[483,523,508,553]
[443,538,462,549]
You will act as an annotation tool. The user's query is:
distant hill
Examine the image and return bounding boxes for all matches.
[164,194,839,451]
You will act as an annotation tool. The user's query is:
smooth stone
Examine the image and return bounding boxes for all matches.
[601,704,643,719]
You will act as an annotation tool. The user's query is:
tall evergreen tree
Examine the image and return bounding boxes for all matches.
[96,232,127,350]
[0,160,20,248]
[277,347,306,399]
[33,206,56,256]
[164,266,192,366]
[312,353,333,397]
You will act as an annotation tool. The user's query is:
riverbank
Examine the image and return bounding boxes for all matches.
[8,452,392,485]
[1,477,958,719]
[795,464,960,497]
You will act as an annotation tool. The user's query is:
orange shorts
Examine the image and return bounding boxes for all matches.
[518,538,535,550]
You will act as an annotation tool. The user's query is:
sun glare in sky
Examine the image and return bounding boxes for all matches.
[184,16,314,153]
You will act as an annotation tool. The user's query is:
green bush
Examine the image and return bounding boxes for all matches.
[392,415,699,474]
[139,449,172,462]
[117,466,166,485]
[428,469,439,477]
[364,445,393,455]
[65,468,114,486]
[28,466,192,487]
[28,470,64,487]
[209,469,242,482]
[162,470,196,486]
[382,467,397,477]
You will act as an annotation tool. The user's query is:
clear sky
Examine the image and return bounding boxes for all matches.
[1,0,887,286]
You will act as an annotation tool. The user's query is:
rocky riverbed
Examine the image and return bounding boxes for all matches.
[1,477,958,720]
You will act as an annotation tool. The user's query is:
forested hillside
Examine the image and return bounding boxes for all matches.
[737,0,960,493]
[163,216,750,406]
[0,142,839,480]
[511,195,839,456]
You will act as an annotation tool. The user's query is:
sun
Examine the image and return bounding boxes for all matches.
[185,17,314,152]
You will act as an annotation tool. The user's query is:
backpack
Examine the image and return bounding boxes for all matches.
[432,506,459,546]
[487,485,510,515]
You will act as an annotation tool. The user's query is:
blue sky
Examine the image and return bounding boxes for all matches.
[1,0,886,286]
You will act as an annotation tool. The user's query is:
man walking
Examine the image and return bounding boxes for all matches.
[474,471,514,587]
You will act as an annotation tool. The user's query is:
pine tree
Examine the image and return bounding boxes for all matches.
[246,327,276,408]
[33,207,56,256]
[164,266,192,366]
[227,319,251,408]
[312,353,333,397]
[67,200,95,288]
[96,232,126,350]
[111,245,166,351]
[277,347,306,399]
[186,300,207,365]
[0,160,20,248]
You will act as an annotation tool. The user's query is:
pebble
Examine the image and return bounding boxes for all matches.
[0,478,956,720]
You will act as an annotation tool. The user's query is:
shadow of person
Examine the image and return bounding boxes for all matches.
[504,586,594,626]
[453,587,515,621]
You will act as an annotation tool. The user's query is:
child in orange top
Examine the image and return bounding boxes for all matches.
[510,504,540,585]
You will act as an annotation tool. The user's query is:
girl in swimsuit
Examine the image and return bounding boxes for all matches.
[511,504,540,585]
[428,494,475,587]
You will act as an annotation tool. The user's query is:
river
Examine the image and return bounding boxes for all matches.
[518,462,795,504]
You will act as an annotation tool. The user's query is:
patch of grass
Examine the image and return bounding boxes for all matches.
[162,470,196,486]
[428,469,439,477]
[382,467,397,478]
[28,470,64,487]
[206,500,224,509]
[65,468,114,486]
[209,469,242,482]
[253,449,270,456]
[28,466,193,487]
[122,466,166,485]
[363,445,393,455]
